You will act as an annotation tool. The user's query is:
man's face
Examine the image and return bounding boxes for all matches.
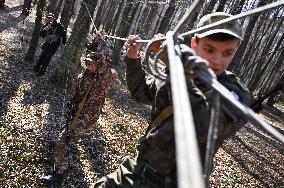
[46,16,54,24]
[85,60,97,72]
[191,36,240,76]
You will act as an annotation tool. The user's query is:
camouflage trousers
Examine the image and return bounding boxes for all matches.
[53,118,94,174]
[90,156,175,188]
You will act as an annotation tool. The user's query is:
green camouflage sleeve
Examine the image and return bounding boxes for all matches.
[125,56,157,105]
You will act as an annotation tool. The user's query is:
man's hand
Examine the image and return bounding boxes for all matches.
[127,35,143,59]
[43,22,52,31]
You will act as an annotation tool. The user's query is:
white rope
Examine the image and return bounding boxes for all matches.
[104,35,150,43]
[180,1,284,37]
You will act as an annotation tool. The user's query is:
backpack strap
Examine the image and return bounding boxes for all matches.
[148,105,173,131]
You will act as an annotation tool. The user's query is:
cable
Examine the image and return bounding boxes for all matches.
[180,1,284,38]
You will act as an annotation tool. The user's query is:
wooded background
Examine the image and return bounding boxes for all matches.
[25,0,284,96]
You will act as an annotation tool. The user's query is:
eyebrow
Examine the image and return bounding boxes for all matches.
[203,44,236,52]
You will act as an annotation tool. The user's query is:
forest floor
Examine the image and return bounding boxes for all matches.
[1,1,284,188]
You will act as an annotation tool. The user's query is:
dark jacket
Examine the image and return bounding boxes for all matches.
[40,20,67,50]
[125,56,254,186]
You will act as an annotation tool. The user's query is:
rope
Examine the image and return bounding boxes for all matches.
[166,31,205,188]
[104,35,150,43]
[180,1,284,38]
[172,0,202,34]
[204,91,220,185]
[195,69,284,143]
[79,1,284,45]
[82,2,97,34]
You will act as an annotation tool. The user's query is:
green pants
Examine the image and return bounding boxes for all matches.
[91,156,174,188]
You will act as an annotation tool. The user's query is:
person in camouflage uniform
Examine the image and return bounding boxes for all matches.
[91,12,255,188]
[41,45,113,185]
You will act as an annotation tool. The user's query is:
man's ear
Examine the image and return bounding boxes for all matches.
[191,37,197,51]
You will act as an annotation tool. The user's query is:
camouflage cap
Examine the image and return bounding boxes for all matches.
[81,51,110,68]
[195,12,243,40]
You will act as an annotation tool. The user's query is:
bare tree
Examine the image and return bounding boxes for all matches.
[24,0,47,62]
[47,0,59,15]
[94,0,107,28]
[109,1,125,35]
[230,0,267,75]
[112,0,137,64]
[157,0,176,34]
[55,0,64,16]
[60,0,80,29]
[50,0,98,85]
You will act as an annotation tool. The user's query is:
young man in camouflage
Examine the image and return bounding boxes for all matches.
[41,50,113,185]
[91,12,254,187]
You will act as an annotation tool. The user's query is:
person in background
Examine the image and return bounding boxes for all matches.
[33,13,66,76]
[41,50,114,186]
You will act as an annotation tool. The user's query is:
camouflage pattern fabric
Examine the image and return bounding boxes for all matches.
[54,55,112,174]
[86,31,112,60]
[91,56,254,188]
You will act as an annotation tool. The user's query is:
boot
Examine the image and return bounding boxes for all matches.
[40,171,63,186]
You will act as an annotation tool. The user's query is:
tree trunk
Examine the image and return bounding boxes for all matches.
[216,0,227,12]
[94,0,107,28]
[230,0,246,14]
[249,22,284,90]
[129,2,144,35]
[55,0,64,17]
[50,0,97,85]
[157,0,176,34]
[267,74,284,106]
[179,0,205,34]
[60,0,82,29]
[230,0,266,75]
[112,0,136,64]
[102,0,117,32]
[24,0,47,63]
[136,4,150,38]
[143,3,159,37]
[200,0,217,18]
[109,1,124,35]
[47,0,58,15]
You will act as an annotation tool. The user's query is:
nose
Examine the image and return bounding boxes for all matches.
[209,53,223,66]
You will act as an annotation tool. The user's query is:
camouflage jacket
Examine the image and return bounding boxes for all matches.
[125,56,254,185]
[68,61,112,125]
